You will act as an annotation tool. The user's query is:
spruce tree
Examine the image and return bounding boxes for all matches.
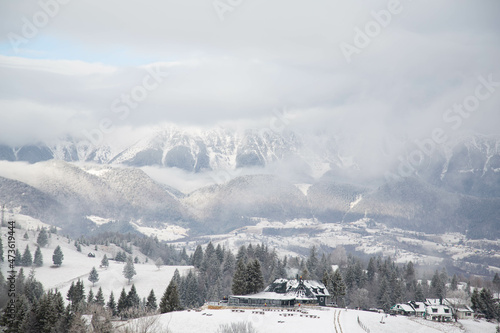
[146,289,157,312]
[160,280,181,313]
[123,257,136,284]
[192,245,204,268]
[107,292,117,316]
[88,267,99,287]
[87,289,95,304]
[0,236,3,262]
[37,228,48,247]
[415,282,425,302]
[95,287,105,307]
[23,231,29,240]
[246,259,264,294]
[21,245,33,267]
[232,259,247,295]
[34,246,43,267]
[15,248,22,266]
[101,254,109,268]
[332,269,346,306]
[126,284,140,309]
[117,288,128,315]
[492,273,500,294]
[450,274,458,291]
[52,245,64,267]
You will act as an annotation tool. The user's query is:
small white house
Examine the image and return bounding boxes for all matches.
[424,304,453,322]
[390,303,415,316]
[408,301,426,317]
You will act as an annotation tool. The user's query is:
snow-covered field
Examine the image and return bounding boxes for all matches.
[118,307,497,333]
[0,226,192,304]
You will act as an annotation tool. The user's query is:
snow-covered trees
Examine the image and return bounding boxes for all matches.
[88,266,99,287]
[21,245,33,267]
[36,227,48,247]
[52,245,64,267]
[34,246,43,267]
[123,257,137,284]
[146,289,157,312]
[101,254,109,268]
[231,259,248,295]
[155,257,164,270]
[160,279,181,313]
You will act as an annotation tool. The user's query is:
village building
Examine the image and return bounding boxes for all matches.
[390,303,415,316]
[228,278,330,307]
[408,301,426,317]
[443,298,474,320]
[424,300,453,322]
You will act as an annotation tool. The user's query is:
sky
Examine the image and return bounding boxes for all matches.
[0,0,499,148]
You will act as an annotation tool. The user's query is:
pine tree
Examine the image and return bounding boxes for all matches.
[246,259,264,294]
[123,257,136,284]
[52,245,64,266]
[23,231,29,240]
[306,246,319,279]
[192,245,204,268]
[107,292,117,316]
[15,248,22,266]
[37,228,48,247]
[146,289,157,312]
[232,259,247,295]
[101,254,109,268]
[117,288,128,315]
[21,245,33,267]
[160,280,181,313]
[450,274,458,291]
[492,273,500,294]
[415,282,425,302]
[0,236,3,262]
[88,289,95,304]
[95,287,105,307]
[34,246,43,267]
[88,267,99,287]
[126,284,140,309]
[332,269,346,306]
[215,244,224,264]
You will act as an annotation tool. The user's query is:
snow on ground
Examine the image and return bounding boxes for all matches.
[131,222,188,241]
[6,214,56,232]
[87,215,115,226]
[0,226,192,304]
[118,308,495,333]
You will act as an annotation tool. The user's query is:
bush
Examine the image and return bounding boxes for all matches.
[216,322,257,333]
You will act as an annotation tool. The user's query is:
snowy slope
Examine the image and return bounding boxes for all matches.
[0,226,192,305]
[118,307,495,333]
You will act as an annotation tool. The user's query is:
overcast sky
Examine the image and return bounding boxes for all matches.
[0,0,499,148]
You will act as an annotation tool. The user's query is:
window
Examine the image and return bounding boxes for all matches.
[444,309,449,313]
[466,312,471,316]
[432,308,438,313]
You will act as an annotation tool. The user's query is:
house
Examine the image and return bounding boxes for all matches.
[443,298,474,320]
[390,303,415,316]
[408,301,426,317]
[229,278,330,307]
[424,304,453,322]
